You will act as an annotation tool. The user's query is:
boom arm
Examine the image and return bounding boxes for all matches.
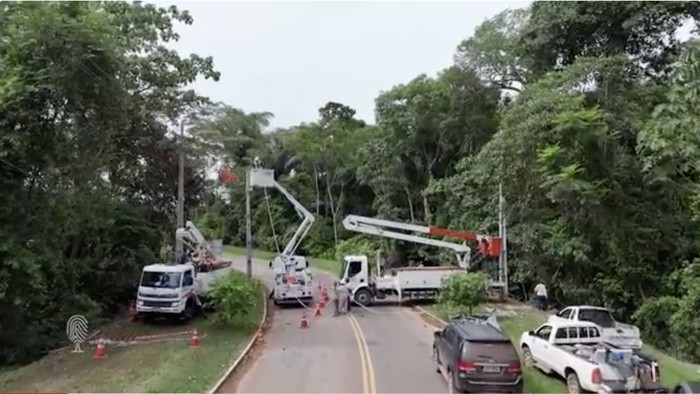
[342,215,471,268]
[248,167,315,260]
[342,215,502,269]
[176,220,214,265]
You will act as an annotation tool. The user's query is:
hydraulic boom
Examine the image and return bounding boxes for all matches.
[342,215,502,269]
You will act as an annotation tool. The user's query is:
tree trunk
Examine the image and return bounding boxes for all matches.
[326,175,339,245]
[313,165,320,216]
[404,185,415,223]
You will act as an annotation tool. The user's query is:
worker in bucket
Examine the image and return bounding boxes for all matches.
[533,281,548,311]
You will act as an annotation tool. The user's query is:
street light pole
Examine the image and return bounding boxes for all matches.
[175,121,185,263]
[245,169,252,278]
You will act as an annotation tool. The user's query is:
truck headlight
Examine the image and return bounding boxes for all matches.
[137,300,143,306]
[171,302,179,307]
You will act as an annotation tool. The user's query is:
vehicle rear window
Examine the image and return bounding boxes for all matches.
[461,340,517,363]
[578,309,615,328]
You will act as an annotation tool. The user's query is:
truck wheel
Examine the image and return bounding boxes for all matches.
[673,381,700,393]
[521,345,534,367]
[566,371,582,394]
[183,299,195,321]
[354,289,372,306]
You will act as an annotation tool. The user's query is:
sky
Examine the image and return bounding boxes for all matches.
[155,1,530,129]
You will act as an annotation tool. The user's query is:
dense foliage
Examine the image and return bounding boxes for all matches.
[5,0,700,366]
[209,271,260,326]
[0,2,218,364]
[437,272,491,315]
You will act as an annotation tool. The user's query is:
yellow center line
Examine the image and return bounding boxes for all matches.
[349,314,377,394]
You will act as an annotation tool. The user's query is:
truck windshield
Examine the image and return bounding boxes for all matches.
[339,260,347,279]
[579,309,615,328]
[141,272,182,289]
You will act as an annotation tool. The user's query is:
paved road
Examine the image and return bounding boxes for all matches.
[220,255,447,393]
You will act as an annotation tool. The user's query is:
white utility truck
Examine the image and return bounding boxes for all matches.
[519,321,662,394]
[339,215,502,306]
[136,221,233,320]
[549,305,643,349]
[248,162,315,306]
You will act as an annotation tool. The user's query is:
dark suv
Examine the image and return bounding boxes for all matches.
[433,316,523,393]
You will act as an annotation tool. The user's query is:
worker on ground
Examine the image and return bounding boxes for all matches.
[334,281,351,316]
[533,281,548,311]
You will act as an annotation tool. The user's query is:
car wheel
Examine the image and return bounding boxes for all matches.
[432,346,440,373]
[566,371,582,394]
[673,381,700,393]
[522,345,534,367]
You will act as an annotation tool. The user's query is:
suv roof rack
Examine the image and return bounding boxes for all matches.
[448,313,506,342]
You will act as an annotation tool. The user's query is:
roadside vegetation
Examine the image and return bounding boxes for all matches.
[0,275,264,393]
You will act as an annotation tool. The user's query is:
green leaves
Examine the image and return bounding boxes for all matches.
[209,271,260,326]
[437,272,491,315]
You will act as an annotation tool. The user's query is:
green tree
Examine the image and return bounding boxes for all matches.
[209,271,260,325]
[437,272,491,315]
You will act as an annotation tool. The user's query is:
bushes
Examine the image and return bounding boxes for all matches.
[633,296,682,351]
[208,270,261,325]
[437,272,491,315]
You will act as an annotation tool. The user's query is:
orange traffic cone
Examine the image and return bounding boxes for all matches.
[314,303,322,317]
[93,338,107,359]
[300,313,308,329]
[188,329,200,348]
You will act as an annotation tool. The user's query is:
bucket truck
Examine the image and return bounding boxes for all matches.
[136,221,233,320]
[248,164,315,305]
[339,215,503,306]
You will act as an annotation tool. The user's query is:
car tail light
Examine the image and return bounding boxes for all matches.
[507,360,521,373]
[457,360,477,372]
[591,367,602,384]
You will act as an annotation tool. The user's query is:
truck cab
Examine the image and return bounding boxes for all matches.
[136,264,196,319]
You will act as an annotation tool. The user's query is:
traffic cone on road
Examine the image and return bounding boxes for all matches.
[300,313,308,329]
[188,329,200,348]
[92,337,107,359]
[314,303,322,317]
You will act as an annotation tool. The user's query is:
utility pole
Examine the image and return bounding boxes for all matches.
[498,182,508,297]
[245,169,253,278]
[175,121,185,263]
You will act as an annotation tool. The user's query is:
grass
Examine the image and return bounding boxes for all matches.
[426,304,700,392]
[223,245,340,273]
[0,289,265,393]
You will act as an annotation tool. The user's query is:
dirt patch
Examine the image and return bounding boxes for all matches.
[213,287,274,393]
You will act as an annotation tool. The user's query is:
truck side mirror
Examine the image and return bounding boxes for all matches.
[268,261,272,268]
[434,330,442,338]
[528,331,535,336]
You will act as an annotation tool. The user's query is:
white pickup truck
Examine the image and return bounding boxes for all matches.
[519,321,662,394]
[549,305,643,349]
